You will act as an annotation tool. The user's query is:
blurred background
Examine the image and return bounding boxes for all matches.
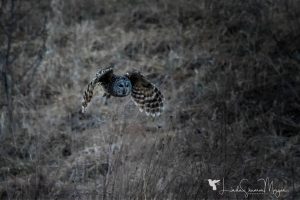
[0,0,299,199]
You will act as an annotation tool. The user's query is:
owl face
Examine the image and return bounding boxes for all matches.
[112,77,132,97]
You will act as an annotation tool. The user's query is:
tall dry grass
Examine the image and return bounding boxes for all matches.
[0,0,299,199]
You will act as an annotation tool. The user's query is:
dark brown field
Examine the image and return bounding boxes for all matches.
[0,0,299,199]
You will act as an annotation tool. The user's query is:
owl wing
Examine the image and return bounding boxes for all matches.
[81,66,113,113]
[126,71,164,117]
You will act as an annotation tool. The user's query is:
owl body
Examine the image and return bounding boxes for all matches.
[82,66,164,117]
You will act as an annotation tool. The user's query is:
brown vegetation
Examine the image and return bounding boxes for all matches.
[0,0,299,199]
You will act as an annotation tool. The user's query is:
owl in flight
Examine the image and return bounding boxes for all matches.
[81,66,164,117]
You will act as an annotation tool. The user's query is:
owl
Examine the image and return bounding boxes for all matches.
[81,66,164,117]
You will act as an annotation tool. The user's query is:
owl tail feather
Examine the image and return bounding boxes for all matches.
[81,77,98,113]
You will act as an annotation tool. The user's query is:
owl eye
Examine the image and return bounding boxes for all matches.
[118,83,124,87]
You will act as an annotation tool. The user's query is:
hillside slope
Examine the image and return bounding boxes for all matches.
[0,0,299,199]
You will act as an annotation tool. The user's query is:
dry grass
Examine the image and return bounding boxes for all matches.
[0,0,299,199]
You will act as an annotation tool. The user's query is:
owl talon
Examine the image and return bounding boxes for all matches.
[81,106,86,113]
[104,98,108,106]
[102,93,111,105]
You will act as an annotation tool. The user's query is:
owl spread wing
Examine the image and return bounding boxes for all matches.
[81,67,113,113]
[126,71,164,117]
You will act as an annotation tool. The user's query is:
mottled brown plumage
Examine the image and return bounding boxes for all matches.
[126,71,164,116]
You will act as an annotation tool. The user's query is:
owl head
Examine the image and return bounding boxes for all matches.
[112,77,132,97]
